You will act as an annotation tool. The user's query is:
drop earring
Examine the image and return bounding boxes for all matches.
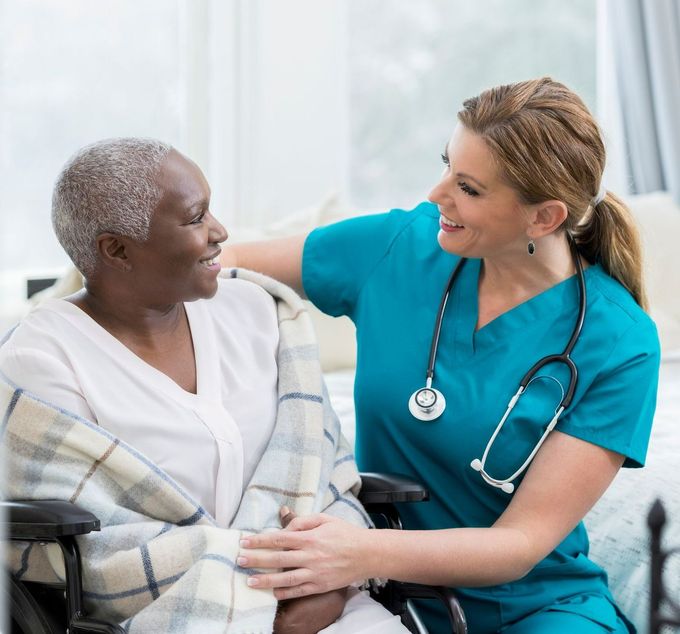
[527,240,536,256]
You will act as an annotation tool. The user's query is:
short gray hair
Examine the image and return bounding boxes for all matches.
[52,137,173,277]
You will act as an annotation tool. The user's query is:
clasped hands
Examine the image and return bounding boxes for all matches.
[239,507,370,634]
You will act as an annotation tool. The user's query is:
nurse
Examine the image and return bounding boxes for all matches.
[227,78,660,633]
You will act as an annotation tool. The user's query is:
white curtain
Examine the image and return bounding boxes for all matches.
[604,0,680,202]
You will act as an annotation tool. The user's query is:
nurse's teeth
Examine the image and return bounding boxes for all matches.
[441,216,464,228]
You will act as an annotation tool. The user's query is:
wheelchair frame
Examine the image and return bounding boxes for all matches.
[3,473,467,634]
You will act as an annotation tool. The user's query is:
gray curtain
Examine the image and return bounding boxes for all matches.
[607,0,680,201]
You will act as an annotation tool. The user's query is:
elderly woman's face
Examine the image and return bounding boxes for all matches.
[126,149,228,304]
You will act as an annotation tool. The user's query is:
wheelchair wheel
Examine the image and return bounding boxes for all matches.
[7,578,65,634]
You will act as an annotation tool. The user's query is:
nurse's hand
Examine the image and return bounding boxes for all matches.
[271,507,350,631]
[239,513,372,600]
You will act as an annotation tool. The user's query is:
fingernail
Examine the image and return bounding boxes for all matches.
[236,556,247,566]
[240,539,250,548]
[247,577,259,587]
[280,505,290,517]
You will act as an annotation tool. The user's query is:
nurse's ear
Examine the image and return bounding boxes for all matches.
[527,200,569,239]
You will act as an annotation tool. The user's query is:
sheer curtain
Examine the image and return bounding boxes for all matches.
[602,0,680,202]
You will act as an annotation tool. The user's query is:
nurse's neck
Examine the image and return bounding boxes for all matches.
[478,233,587,324]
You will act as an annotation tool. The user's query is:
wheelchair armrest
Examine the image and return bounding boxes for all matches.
[374,581,468,634]
[358,472,429,504]
[3,499,100,539]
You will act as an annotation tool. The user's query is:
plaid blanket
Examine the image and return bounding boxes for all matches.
[2,269,370,633]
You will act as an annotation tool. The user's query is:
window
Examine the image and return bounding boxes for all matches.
[0,0,596,312]
[347,0,597,211]
[0,0,192,308]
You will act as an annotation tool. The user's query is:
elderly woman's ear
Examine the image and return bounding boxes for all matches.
[96,233,132,273]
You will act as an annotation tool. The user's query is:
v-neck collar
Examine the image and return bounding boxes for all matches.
[44,298,221,407]
[450,259,600,359]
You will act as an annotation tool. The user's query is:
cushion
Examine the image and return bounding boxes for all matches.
[229,193,358,372]
[626,191,680,356]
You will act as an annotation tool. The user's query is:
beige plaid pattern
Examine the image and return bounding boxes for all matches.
[2,269,369,633]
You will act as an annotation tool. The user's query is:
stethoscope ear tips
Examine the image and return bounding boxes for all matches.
[470,458,515,494]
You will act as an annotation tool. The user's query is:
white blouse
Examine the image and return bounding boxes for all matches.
[0,278,280,527]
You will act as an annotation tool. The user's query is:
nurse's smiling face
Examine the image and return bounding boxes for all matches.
[428,124,530,259]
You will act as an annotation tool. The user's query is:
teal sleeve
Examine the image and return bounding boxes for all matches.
[557,319,661,468]
[302,207,423,319]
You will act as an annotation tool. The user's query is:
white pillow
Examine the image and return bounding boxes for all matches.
[229,193,358,372]
[626,192,680,356]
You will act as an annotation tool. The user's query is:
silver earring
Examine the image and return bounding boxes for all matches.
[527,240,536,256]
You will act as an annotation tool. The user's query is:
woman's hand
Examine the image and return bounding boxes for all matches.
[273,588,348,634]
[239,513,373,600]
[274,506,347,634]
[269,507,350,631]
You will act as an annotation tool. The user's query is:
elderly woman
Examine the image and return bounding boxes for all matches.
[0,138,409,634]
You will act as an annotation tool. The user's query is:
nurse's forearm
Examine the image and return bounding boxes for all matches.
[219,235,306,296]
[363,526,535,587]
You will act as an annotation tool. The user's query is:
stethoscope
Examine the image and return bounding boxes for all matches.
[408,234,586,493]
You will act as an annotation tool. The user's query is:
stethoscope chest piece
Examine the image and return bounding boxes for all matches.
[408,386,446,421]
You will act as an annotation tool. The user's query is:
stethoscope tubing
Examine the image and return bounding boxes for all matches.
[413,233,587,493]
[425,257,466,382]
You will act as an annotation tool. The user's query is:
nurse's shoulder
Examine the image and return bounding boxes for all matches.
[587,264,660,357]
[308,200,440,248]
[219,202,442,298]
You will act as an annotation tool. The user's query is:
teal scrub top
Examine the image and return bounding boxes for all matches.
[302,203,661,633]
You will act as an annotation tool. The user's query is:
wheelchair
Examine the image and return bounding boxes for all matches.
[3,473,467,634]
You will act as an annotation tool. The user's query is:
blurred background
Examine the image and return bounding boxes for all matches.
[0,0,677,312]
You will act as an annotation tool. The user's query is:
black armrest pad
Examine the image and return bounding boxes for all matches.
[358,472,429,504]
[2,499,100,539]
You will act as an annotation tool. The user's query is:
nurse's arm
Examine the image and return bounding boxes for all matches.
[239,430,625,596]
[371,430,624,587]
[379,430,624,586]
[219,234,307,297]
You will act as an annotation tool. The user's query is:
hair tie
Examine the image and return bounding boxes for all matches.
[592,181,607,207]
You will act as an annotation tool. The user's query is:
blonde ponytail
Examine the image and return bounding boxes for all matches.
[574,192,648,311]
